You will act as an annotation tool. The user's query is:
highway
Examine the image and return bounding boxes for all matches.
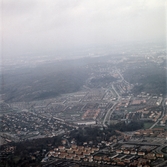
[112,84,120,99]
[149,98,166,129]
[103,68,127,127]
[103,101,118,127]
[115,68,129,85]
[103,81,122,127]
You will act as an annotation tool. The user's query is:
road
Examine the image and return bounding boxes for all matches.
[103,68,126,127]
[119,140,161,146]
[115,67,132,91]
[112,84,120,99]
[149,98,166,129]
[103,101,118,127]
[103,80,122,127]
[156,144,167,156]
[155,160,167,167]
[115,68,126,82]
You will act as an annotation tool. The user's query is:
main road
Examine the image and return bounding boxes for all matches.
[103,67,132,127]
[103,101,118,127]
[149,98,166,129]
[103,83,121,127]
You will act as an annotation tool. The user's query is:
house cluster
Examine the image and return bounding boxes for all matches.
[0,111,72,142]
[42,145,99,162]
[114,148,164,166]
[134,128,167,138]
[42,143,165,167]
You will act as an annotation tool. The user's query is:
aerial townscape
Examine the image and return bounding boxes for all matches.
[0,43,167,167]
[0,0,166,166]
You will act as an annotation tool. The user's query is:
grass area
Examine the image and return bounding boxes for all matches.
[144,122,153,129]
[127,109,133,113]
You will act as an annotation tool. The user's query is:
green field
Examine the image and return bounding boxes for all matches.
[144,122,153,129]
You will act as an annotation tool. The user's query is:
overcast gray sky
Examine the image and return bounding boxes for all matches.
[0,0,166,58]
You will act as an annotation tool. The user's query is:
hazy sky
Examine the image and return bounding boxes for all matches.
[1,0,166,57]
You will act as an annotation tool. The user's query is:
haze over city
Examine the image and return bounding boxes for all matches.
[1,0,166,59]
[1,1,167,167]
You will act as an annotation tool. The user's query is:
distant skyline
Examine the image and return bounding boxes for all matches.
[0,0,166,58]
